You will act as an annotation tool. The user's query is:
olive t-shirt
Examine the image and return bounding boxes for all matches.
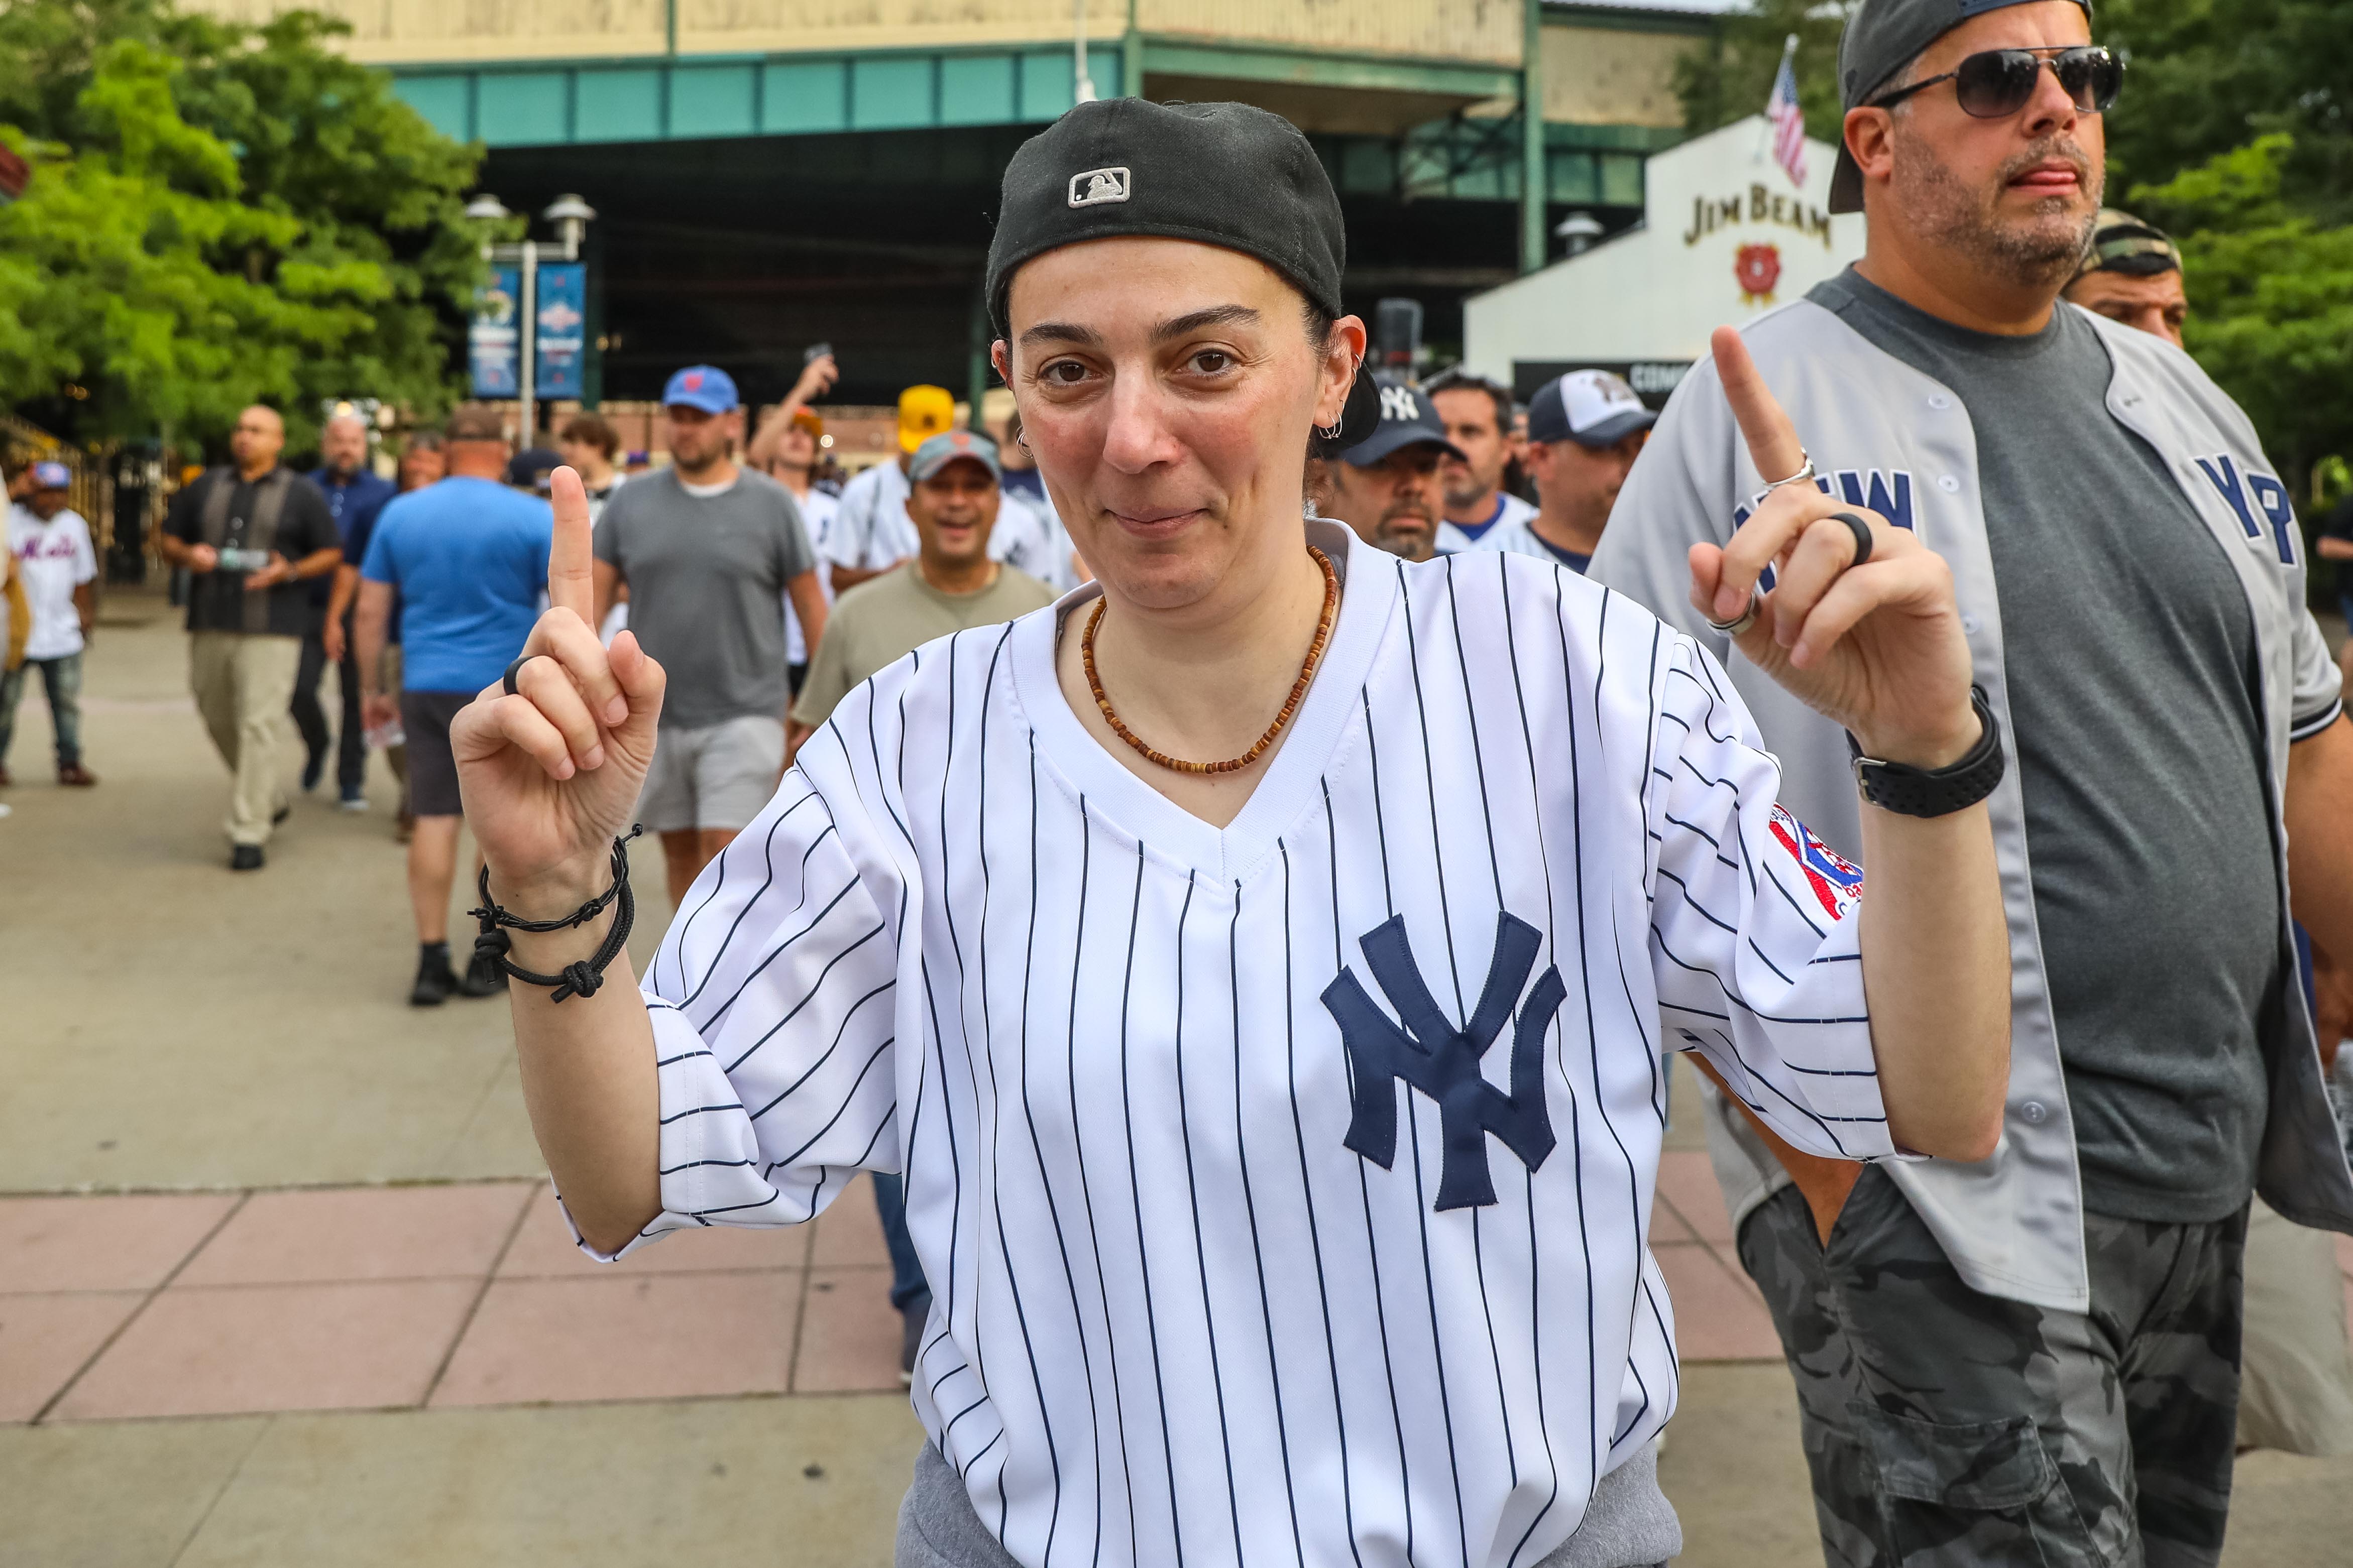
[1810,269,2283,1223]
[792,561,1056,731]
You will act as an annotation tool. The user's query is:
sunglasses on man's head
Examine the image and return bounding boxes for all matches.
[1872,45,2123,120]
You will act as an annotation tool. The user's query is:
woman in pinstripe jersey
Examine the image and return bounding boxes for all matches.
[449,99,2012,1568]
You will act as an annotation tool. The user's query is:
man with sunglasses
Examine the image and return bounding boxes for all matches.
[1595,0,2353,1562]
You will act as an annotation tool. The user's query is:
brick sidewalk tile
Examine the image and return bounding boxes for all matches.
[177,1184,534,1286]
[793,1266,904,1394]
[1653,1151,1737,1247]
[1654,1244,1781,1363]
[52,1278,480,1420]
[432,1272,801,1406]
[0,1193,240,1293]
[0,1291,145,1422]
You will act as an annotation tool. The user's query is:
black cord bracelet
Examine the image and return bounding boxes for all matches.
[469,826,642,1002]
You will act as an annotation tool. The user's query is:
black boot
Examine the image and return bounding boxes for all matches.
[458,942,508,998]
[410,943,459,1007]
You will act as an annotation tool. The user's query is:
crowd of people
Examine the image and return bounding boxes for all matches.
[13,0,2353,1560]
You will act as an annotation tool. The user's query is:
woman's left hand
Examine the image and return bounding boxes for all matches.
[1689,326,1979,767]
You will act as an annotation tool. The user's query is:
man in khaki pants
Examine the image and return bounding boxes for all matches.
[157,406,343,870]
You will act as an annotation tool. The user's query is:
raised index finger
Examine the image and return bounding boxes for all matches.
[1711,325,1806,488]
[546,465,594,622]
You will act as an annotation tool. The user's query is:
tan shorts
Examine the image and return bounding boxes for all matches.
[635,715,786,833]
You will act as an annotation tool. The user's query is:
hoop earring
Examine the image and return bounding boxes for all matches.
[1313,421,1343,443]
[1014,432,1032,453]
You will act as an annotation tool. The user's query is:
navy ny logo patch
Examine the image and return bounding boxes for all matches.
[1321,913,1564,1211]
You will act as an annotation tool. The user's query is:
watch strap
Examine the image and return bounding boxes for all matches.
[1847,686,2005,818]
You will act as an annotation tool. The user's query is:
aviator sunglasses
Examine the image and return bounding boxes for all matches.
[1872,45,2123,119]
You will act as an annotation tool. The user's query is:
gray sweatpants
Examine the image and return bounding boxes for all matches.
[895,1432,1677,1566]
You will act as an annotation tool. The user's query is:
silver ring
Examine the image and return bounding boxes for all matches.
[1705,595,1760,639]
[1759,449,1816,494]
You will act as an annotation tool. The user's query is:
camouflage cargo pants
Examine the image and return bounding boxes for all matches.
[1737,1165,2247,1567]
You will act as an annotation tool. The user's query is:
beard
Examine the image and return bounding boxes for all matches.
[1891,122,2101,289]
[1375,504,1436,562]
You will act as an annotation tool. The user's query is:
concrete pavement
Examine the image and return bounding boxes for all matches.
[4,588,2347,1563]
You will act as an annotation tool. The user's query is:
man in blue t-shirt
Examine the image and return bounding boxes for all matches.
[356,405,551,1006]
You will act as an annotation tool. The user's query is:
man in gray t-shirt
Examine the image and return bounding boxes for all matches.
[1811,266,2282,1223]
[592,365,826,902]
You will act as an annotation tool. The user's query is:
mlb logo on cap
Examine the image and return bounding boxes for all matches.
[1068,167,1132,208]
[662,364,740,415]
[1527,369,1656,448]
[30,460,72,490]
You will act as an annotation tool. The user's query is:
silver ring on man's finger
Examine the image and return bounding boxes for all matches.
[1705,595,1760,639]
[1760,448,1816,493]
[502,654,543,697]
[1829,510,1874,569]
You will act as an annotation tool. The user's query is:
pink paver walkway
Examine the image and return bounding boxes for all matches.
[0,1154,1822,1424]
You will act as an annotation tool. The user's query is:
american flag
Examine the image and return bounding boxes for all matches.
[1767,39,1807,187]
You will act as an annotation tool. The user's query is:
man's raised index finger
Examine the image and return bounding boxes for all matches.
[1711,325,1806,487]
[546,464,594,621]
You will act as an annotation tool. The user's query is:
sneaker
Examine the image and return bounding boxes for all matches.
[458,945,508,998]
[410,952,460,1007]
[301,750,326,793]
[340,786,368,812]
[230,844,265,872]
[272,800,292,825]
[56,763,97,787]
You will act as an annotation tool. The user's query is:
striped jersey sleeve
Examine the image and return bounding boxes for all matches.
[1642,635,1907,1163]
[571,747,904,1259]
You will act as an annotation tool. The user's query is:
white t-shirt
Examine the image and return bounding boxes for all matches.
[783,487,841,665]
[8,505,97,661]
[586,523,1900,1566]
[1435,490,1538,555]
[826,459,1078,592]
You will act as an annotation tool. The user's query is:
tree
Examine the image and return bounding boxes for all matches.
[1673,0,1853,145]
[2131,135,2353,486]
[0,0,488,454]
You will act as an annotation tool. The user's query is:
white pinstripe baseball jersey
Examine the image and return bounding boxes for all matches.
[589,519,1906,1567]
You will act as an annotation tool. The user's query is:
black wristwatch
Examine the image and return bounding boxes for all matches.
[1847,686,2005,818]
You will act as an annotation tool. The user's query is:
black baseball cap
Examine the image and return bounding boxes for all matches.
[2072,207,2180,280]
[506,446,562,492]
[985,98,1379,455]
[986,98,1346,339]
[1334,376,1467,469]
[1828,0,2095,213]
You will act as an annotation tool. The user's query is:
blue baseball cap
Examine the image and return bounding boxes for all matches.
[661,365,739,414]
[30,461,71,490]
[909,430,1002,484]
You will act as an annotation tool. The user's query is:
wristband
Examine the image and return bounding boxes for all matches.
[1848,687,2005,818]
[470,827,642,1002]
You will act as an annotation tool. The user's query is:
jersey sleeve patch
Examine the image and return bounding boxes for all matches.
[1767,804,1863,921]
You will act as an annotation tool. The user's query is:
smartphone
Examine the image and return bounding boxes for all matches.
[804,343,834,365]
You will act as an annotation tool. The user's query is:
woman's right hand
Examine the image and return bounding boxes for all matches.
[453,466,664,914]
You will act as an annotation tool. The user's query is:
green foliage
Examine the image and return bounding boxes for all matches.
[0,0,485,454]
[2132,135,2353,479]
[2097,0,2353,224]
[1672,0,1854,144]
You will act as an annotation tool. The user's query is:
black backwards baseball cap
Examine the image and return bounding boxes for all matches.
[1334,375,1468,469]
[985,97,1381,455]
[1828,0,2095,213]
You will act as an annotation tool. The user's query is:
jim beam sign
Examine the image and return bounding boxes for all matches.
[1684,182,1833,306]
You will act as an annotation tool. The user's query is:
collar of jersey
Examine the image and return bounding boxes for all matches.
[1009,517,1398,887]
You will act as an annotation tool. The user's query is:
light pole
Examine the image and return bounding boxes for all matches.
[466,192,597,443]
[1074,0,1097,105]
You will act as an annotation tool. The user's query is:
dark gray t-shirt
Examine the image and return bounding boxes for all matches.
[1811,269,2282,1223]
[594,467,816,730]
